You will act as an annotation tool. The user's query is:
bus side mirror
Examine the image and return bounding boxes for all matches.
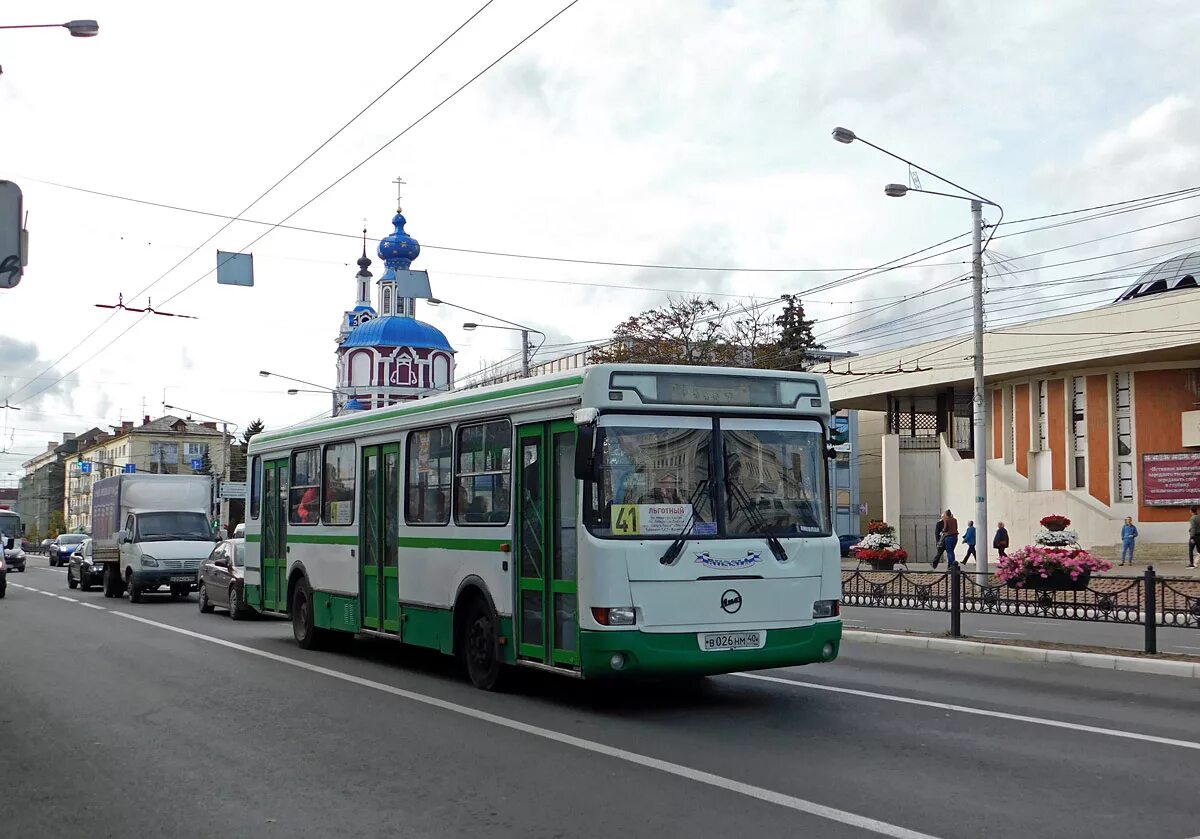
[574,423,598,481]
[4,537,12,550]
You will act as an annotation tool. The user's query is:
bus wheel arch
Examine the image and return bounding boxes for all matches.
[286,562,309,618]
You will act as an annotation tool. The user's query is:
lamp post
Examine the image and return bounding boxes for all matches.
[0,20,99,36]
[260,370,360,415]
[426,298,544,378]
[833,126,1002,583]
[164,403,236,531]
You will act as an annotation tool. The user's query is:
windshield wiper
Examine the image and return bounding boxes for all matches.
[659,479,709,566]
[724,478,789,563]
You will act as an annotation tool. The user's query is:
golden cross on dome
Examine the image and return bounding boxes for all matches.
[392,176,406,212]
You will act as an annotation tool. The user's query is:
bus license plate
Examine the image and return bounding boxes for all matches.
[698,631,766,651]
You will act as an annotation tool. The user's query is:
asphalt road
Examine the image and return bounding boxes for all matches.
[4,554,1200,839]
[842,605,1200,655]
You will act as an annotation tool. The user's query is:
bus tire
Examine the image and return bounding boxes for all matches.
[291,577,328,651]
[462,597,504,691]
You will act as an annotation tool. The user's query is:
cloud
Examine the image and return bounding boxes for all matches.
[0,337,75,410]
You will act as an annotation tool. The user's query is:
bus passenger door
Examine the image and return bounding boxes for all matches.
[261,458,289,612]
[360,444,401,635]
[515,421,580,668]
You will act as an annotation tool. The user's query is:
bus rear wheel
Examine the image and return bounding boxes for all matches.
[462,599,504,691]
[291,578,330,650]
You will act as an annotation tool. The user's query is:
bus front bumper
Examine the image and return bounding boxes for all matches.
[578,620,841,679]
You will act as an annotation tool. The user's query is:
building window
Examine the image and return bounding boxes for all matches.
[406,426,452,525]
[250,456,261,520]
[186,442,208,459]
[382,287,393,316]
[322,443,355,525]
[149,442,179,474]
[1005,385,1015,465]
[1037,380,1048,451]
[1114,371,1134,502]
[455,420,512,525]
[1071,376,1086,489]
[289,447,321,525]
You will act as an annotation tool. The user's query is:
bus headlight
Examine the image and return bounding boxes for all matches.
[813,600,840,619]
[591,606,636,626]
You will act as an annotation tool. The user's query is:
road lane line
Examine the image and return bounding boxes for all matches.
[57,596,77,602]
[81,603,106,610]
[108,611,941,839]
[39,590,56,597]
[733,673,1200,752]
[974,630,1023,637]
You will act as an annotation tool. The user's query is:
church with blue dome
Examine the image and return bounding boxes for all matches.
[335,193,455,410]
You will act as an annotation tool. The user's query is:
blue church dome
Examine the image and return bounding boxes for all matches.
[343,315,453,351]
[377,212,420,270]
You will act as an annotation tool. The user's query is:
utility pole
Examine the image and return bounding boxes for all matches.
[521,329,531,378]
[971,200,989,584]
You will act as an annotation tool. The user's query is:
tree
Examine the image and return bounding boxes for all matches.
[48,510,66,538]
[773,294,824,371]
[26,523,40,545]
[241,418,265,446]
[199,449,215,477]
[589,297,737,366]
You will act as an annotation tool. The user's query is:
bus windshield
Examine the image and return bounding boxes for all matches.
[722,420,830,537]
[135,512,212,542]
[0,514,19,539]
[585,416,830,539]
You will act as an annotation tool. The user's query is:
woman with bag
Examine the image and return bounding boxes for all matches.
[993,522,1010,557]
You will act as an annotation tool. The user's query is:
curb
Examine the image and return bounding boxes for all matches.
[843,629,1200,679]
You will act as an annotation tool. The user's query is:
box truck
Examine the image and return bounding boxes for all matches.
[91,474,217,602]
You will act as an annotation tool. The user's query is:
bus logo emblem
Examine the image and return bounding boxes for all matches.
[720,589,742,614]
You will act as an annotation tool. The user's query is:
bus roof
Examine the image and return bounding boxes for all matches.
[250,364,828,453]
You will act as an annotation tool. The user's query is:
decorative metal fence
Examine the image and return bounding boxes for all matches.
[841,565,1200,653]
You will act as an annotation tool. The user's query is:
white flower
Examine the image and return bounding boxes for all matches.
[1034,527,1080,547]
[853,533,902,551]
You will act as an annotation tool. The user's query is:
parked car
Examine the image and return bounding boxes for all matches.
[67,539,105,592]
[839,533,862,557]
[197,538,247,619]
[48,533,87,567]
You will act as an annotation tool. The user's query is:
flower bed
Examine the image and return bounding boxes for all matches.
[852,521,908,570]
[998,545,1112,589]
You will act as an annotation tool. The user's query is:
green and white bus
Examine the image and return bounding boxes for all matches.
[245,364,842,689]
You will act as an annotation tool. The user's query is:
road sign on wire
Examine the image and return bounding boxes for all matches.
[0,181,24,290]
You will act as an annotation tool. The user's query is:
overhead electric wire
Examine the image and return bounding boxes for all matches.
[16,0,583,407]
[5,1,498,406]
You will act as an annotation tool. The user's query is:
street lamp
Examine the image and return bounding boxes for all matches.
[835,126,1003,583]
[0,20,100,37]
[164,403,236,530]
[426,298,544,378]
[260,370,365,414]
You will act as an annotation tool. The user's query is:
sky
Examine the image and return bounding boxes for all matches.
[2,0,1200,483]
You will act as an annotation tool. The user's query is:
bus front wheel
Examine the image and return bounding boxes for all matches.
[462,599,504,691]
[291,577,330,651]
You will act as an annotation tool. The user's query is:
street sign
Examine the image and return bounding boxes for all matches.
[0,181,24,290]
[79,462,92,474]
[218,481,247,500]
[216,250,254,286]
[123,463,137,474]
[191,458,204,471]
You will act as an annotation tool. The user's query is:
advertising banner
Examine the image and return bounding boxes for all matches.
[1142,453,1200,506]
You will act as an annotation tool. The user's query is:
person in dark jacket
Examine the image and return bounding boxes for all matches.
[993,522,1010,558]
[931,517,946,568]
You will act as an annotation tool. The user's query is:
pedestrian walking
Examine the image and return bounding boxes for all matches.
[940,509,960,568]
[931,516,946,568]
[1189,505,1200,568]
[1120,516,1138,566]
[963,520,977,564]
[993,521,1010,558]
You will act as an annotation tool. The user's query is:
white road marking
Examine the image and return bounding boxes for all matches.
[37,566,65,573]
[974,630,1023,637]
[38,590,56,597]
[57,595,77,603]
[81,602,106,610]
[107,611,941,839]
[733,673,1200,752]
